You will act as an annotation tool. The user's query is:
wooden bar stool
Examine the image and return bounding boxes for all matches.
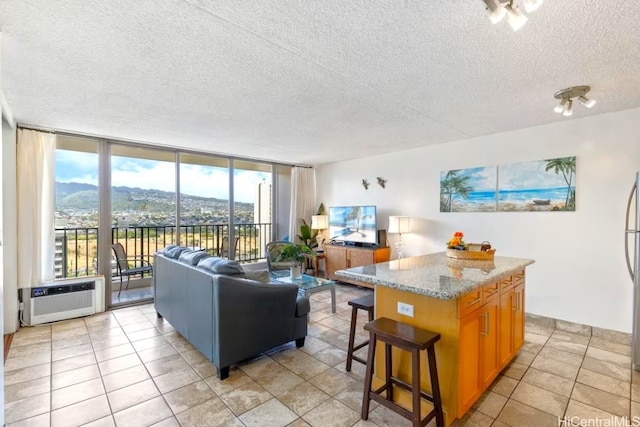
[361,317,444,427]
[345,294,375,371]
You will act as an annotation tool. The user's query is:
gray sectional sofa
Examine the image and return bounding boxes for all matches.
[153,246,309,379]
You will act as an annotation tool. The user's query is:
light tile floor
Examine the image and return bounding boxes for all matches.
[4,284,639,427]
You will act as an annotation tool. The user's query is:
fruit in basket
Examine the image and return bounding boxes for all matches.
[446,231,467,250]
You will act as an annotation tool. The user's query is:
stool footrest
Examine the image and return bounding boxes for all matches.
[352,341,369,352]
[351,355,367,365]
[369,391,437,427]
[384,377,436,404]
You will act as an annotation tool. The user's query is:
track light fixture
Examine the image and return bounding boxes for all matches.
[481,0,542,31]
[563,100,573,117]
[553,86,596,117]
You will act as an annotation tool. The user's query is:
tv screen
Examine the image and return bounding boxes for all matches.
[328,205,377,245]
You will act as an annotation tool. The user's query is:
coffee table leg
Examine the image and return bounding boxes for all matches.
[331,285,336,313]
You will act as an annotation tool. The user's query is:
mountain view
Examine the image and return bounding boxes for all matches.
[55,182,255,228]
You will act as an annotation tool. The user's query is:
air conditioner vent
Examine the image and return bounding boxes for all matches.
[23,278,102,325]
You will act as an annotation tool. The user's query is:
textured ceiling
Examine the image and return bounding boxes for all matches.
[2,0,640,165]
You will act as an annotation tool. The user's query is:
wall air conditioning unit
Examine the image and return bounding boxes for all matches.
[22,276,105,326]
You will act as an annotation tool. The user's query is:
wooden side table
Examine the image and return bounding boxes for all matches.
[304,252,326,277]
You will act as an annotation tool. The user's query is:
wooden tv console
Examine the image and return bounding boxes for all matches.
[324,244,390,288]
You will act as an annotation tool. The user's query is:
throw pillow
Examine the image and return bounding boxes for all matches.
[197,257,245,276]
[164,246,191,259]
[179,250,210,266]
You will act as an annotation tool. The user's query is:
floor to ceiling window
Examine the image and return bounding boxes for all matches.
[54,135,99,279]
[110,145,176,306]
[178,153,229,255]
[46,128,292,309]
[233,160,273,261]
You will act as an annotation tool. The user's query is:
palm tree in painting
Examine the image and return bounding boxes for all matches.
[345,206,362,232]
[440,170,473,212]
[544,156,576,210]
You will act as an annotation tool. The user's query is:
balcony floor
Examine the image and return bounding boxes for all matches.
[111,286,153,306]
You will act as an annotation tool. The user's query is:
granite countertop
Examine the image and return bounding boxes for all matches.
[335,251,535,300]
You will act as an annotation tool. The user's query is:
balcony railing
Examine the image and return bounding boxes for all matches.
[55,223,273,278]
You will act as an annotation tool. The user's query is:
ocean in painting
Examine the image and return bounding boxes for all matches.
[450,187,574,212]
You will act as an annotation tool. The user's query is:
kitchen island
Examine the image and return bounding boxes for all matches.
[336,252,534,426]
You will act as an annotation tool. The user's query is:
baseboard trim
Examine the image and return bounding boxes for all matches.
[526,312,631,346]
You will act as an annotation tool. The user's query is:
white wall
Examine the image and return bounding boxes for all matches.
[317,108,640,333]
[1,34,6,424]
[3,118,17,334]
[0,115,4,427]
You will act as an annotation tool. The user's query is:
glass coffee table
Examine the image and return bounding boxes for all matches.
[271,270,337,313]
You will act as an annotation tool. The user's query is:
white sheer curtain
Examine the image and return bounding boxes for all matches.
[17,129,56,288]
[289,167,316,244]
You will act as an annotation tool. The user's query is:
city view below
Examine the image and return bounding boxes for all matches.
[55,181,256,228]
[54,179,272,280]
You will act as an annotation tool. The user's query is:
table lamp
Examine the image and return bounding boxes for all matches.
[388,216,411,259]
[311,215,329,248]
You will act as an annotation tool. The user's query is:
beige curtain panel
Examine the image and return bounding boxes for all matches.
[17,128,56,288]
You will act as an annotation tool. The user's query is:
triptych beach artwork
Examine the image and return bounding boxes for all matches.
[440,156,576,212]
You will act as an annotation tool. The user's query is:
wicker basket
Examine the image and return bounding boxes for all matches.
[446,246,496,260]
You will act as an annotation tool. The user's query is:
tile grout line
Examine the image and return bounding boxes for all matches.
[560,332,591,422]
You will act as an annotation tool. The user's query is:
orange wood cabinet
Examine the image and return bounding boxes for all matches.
[324,244,390,288]
[457,281,500,415]
[373,268,526,426]
[458,270,525,417]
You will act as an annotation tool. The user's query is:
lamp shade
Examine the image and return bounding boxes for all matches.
[388,216,411,234]
[311,215,329,230]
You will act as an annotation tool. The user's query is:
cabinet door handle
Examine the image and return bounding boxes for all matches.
[485,311,490,335]
[468,297,481,307]
[512,293,520,311]
[480,313,487,336]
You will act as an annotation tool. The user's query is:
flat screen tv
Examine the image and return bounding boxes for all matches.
[328,205,377,246]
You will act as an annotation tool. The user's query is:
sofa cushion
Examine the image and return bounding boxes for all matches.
[179,250,210,266]
[197,257,246,277]
[163,246,192,259]
[242,269,271,284]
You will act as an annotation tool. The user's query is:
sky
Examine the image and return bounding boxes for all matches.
[440,166,497,192]
[499,159,572,190]
[55,150,271,203]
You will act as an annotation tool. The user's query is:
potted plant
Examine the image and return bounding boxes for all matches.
[297,203,326,248]
[275,243,315,278]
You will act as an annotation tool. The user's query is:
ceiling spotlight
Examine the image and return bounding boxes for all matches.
[505,3,528,31]
[480,0,542,31]
[578,96,596,108]
[554,98,568,113]
[523,0,544,13]
[562,100,573,117]
[553,86,596,117]
[483,0,507,24]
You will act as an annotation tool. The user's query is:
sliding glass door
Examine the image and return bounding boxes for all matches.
[110,145,176,306]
